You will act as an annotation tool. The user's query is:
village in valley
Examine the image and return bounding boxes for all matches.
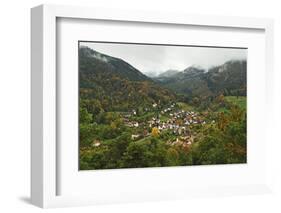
[116,102,209,148]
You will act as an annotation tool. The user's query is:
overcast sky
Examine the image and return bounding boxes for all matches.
[81,42,247,76]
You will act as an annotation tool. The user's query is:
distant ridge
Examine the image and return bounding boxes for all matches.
[153,60,247,97]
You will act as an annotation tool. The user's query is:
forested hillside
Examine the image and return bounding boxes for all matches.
[154,60,247,98]
[80,46,176,112]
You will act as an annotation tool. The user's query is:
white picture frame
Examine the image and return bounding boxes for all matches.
[31,4,274,208]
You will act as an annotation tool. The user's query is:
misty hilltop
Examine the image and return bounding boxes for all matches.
[79,46,150,82]
[153,60,247,98]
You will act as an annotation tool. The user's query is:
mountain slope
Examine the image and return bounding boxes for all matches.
[205,60,247,96]
[155,60,246,98]
[155,66,212,97]
[79,46,176,112]
[79,46,150,84]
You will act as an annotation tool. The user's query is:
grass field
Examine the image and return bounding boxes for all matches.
[225,96,246,111]
[177,102,194,111]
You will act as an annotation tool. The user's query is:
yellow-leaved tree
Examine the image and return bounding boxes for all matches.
[151,127,160,137]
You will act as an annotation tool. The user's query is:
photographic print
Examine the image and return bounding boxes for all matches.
[79,41,247,170]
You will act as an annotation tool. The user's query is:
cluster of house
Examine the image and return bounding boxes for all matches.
[160,103,176,114]
[124,120,140,128]
[150,109,205,130]
[125,103,206,128]
[122,112,140,128]
[121,102,209,143]
[182,111,206,126]
[148,117,190,136]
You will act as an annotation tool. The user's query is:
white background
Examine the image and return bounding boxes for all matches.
[0,0,281,212]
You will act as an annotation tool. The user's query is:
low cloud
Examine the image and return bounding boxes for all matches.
[81,42,247,75]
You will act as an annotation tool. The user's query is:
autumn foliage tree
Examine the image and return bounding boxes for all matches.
[151,127,160,137]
